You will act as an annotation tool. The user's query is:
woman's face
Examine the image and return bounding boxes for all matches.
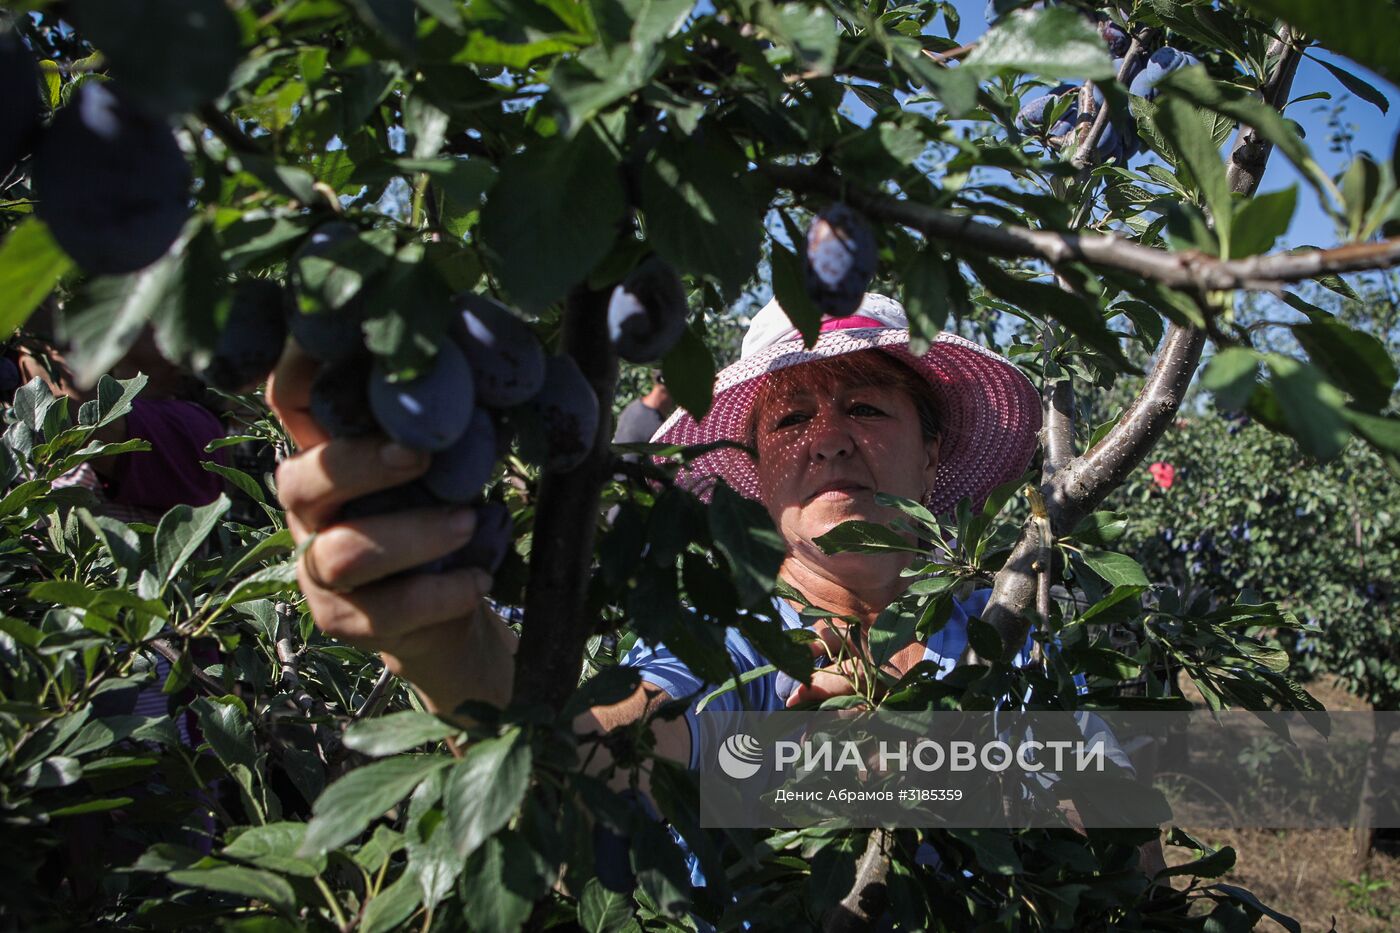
[753,368,940,563]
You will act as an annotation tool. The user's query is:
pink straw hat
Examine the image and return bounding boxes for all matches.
[651,293,1042,516]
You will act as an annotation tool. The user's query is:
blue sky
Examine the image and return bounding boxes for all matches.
[943,1,1400,250]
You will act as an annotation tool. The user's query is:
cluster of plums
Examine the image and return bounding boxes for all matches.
[987,2,1201,165]
[1,34,191,276]
[199,222,702,576]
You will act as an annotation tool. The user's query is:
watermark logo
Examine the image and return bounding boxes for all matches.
[718,733,764,779]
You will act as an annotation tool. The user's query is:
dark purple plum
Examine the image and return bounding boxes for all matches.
[337,480,439,523]
[607,256,689,363]
[368,342,475,452]
[0,32,42,177]
[0,356,20,398]
[289,222,369,364]
[803,204,877,318]
[422,407,496,504]
[1129,47,1200,100]
[440,501,512,574]
[199,279,289,392]
[310,350,378,438]
[526,355,599,472]
[1097,18,1129,57]
[449,294,546,408]
[34,82,191,276]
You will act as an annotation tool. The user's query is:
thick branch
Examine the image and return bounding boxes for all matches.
[759,166,1400,291]
[512,288,619,712]
[821,829,893,933]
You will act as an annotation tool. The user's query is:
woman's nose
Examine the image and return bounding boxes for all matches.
[809,412,853,461]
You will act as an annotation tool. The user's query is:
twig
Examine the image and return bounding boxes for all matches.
[922,42,976,64]
[350,667,396,722]
[1071,33,1153,170]
[148,637,227,697]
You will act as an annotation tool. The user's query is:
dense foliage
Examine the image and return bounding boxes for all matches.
[2,0,1399,930]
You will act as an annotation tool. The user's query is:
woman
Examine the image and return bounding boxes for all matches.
[268,292,1151,903]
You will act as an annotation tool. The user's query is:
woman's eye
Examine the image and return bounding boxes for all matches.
[850,402,884,417]
[773,411,808,429]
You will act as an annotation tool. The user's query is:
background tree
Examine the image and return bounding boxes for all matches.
[1,0,1399,930]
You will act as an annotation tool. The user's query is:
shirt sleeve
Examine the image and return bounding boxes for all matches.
[619,628,776,772]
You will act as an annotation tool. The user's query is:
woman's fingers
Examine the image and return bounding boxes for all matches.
[277,436,430,532]
[266,340,328,450]
[304,504,477,591]
[301,562,492,652]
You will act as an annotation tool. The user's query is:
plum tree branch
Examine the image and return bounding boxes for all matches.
[511,286,619,712]
[758,167,1400,293]
[1071,32,1153,170]
[970,26,1305,663]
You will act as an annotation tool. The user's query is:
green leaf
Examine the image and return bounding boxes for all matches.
[71,0,242,115]
[639,133,763,300]
[223,823,327,878]
[361,867,426,933]
[902,250,952,355]
[343,711,459,757]
[191,697,260,779]
[708,482,786,607]
[869,604,917,670]
[759,1,838,75]
[1291,319,1398,412]
[1076,585,1148,624]
[1200,347,1260,411]
[1078,549,1149,588]
[965,616,1005,660]
[0,219,73,336]
[948,829,1021,875]
[1340,154,1382,241]
[1314,57,1389,115]
[165,865,297,916]
[814,520,919,555]
[660,325,716,422]
[1264,354,1351,461]
[963,5,1114,81]
[696,663,778,714]
[770,239,822,348]
[1068,511,1128,547]
[202,462,265,504]
[301,756,453,855]
[1239,0,1400,87]
[1229,186,1296,258]
[154,494,231,588]
[443,728,532,860]
[1156,845,1236,879]
[457,832,551,933]
[61,219,220,387]
[478,127,625,312]
[579,877,635,931]
[1155,97,1232,249]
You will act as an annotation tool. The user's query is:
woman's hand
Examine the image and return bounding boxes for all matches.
[784,618,910,709]
[267,343,501,714]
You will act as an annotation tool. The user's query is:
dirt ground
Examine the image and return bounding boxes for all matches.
[1162,675,1400,932]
